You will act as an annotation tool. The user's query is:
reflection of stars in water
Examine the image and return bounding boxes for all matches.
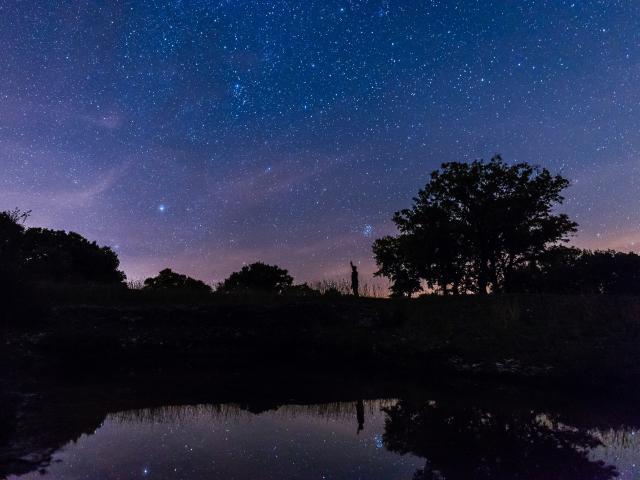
[362,224,374,238]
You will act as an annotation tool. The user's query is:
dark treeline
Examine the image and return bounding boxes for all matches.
[2,156,639,300]
[373,156,640,297]
[0,210,324,300]
[510,246,640,295]
[141,262,322,296]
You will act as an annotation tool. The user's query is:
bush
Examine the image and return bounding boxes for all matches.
[143,268,212,293]
[217,262,293,294]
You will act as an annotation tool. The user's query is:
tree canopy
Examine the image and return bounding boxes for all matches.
[0,209,29,276]
[510,246,640,294]
[370,236,422,297]
[143,268,212,293]
[22,228,125,284]
[0,210,125,285]
[374,156,577,295]
[217,262,294,294]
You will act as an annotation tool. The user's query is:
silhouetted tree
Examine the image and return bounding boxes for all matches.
[143,268,212,293]
[0,209,29,278]
[372,236,421,297]
[374,156,577,294]
[217,262,294,294]
[586,250,640,294]
[21,228,125,284]
[0,209,31,301]
[510,246,640,294]
[1,210,125,286]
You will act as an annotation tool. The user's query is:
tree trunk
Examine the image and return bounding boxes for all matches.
[502,254,515,293]
[489,259,500,294]
[477,263,488,295]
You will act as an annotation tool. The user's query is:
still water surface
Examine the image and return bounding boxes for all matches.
[7,396,640,479]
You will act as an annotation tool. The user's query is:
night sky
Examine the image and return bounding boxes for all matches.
[1,1,639,285]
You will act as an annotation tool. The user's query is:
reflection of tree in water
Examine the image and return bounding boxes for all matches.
[382,399,618,480]
[589,427,640,476]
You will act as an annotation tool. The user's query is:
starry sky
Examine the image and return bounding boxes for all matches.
[1,1,639,285]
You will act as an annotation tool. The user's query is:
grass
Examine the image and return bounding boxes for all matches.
[309,279,387,297]
[18,277,386,308]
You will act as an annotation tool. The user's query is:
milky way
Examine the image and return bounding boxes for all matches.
[1,1,639,285]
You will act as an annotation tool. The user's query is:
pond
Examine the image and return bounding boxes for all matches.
[9,400,422,479]
[2,377,638,479]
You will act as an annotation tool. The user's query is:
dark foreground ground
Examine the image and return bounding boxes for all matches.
[3,293,640,385]
[2,293,640,477]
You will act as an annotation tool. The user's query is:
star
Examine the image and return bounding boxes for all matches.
[0,0,635,286]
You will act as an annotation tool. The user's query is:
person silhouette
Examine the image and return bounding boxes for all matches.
[350,261,359,297]
[356,398,365,434]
